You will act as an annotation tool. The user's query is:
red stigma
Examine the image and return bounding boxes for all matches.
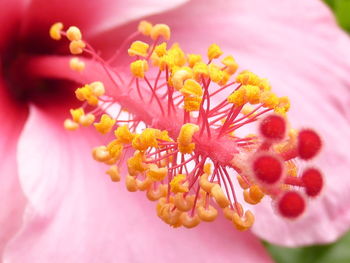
[253,154,283,184]
[259,114,286,141]
[302,168,323,197]
[298,129,322,160]
[278,191,305,218]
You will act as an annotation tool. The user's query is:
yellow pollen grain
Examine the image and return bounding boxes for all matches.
[180,79,203,97]
[138,20,153,36]
[115,125,134,144]
[193,62,209,81]
[69,57,85,72]
[221,55,238,75]
[208,64,224,83]
[130,59,149,78]
[170,174,189,193]
[49,22,64,40]
[154,42,167,57]
[128,41,149,57]
[207,43,223,60]
[69,40,86,55]
[184,96,202,112]
[147,164,168,181]
[236,70,261,86]
[63,118,79,131]
[150,24,171,40]
[106,165,120,182]
[187,54,202,68]
[94,114,116,135]
[66,26,82,41]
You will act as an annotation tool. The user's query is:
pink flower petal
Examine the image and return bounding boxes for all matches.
[20,0,188,40]
[138,0,350,246]
[0,77,28,257]
[0,0,27,51]
[4,104,272,262]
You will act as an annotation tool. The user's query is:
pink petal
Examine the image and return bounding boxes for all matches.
[103,0,350,245]
[19,0,188,40]
[0,0,27,51]
[4,104,272,262]
[0,77,28,257]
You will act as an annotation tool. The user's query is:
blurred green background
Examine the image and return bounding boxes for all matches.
[265,1,350,262]
[324,0,350,32]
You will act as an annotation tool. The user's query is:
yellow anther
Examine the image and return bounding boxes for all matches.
[177,123,199,154]
[130,59,149,78]
[158,200,182,227]
[70,107,84,122]
[128,41,149,57]
[221,55,238,75]
[211,184,230,208]
[178,123,199,145]
[154,42,167,57]
[258,78,271,91]
[241,105,256,118]
[69,40,86,55]
[126,175,138,192]
[207,43,223,60]
[180,212,201,228]
[199,173,215,193]
[66,26,82,41]
[174,193,194,212]
[260,91,279,109]
[244,185,264,205]
[286,161,298,177]
[208,64,224,83]
[187,54,202,68]
[115,125,134,144]
[193,62,209,80]
[138,20,153,36]
[180,79,203,97]
[168,44,186,67]
[63,118,79,131]
[127,151,148,176]
[49,22,63,40]
[232,210,255,231]
[170,174,189,193]
[237,175,250,189]
[172,68,193,91]
[106,165,120,182]
[184,96,202,112]
[150,24,171,40]
[227,87,246,106]
[132,128,159,151]
[274,96,290,114]
[146,164,168,181]
[203,163,212,174]
[136,177,153,191]
[94,114,116,135]
[223,203,244,221]
[79,113,95,127]
[218,71,231,86]
[90,81,105,97]
[69,57,85,72]
[146,184,167,201]
[243,85,261,104]
[197,205,218,222]
[236,70,260,86]
[106,140,123,160]
[75,85,98,106]
[92,146,111,162]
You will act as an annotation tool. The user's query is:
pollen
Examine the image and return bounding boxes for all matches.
[54,21,324,232]
[207,44,223,60]
[128,41,149,57]
[94,114,116,135]
[130,60,149,78]
[69,57,85,72]
[170,174,189,193]
[138,20,153,36]
[49,22,64,40]
[66,26,82,41]
[150,24,171,40]
[69,40,86,55]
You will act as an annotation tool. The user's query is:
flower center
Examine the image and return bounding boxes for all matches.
[49,21,324,231]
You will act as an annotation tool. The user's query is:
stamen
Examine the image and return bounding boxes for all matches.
[50,20,325,231]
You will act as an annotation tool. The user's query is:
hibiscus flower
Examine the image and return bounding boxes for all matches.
[1,0,349,262]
